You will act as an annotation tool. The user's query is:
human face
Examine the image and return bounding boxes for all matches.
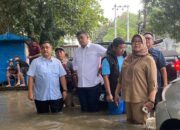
[9,61,14,67]
[114,44,126,56]
[132,36,143,52]
[77,34,89,48]
[41,43,52,59]
[55,50,65,61]
[144,34,154,49]
[32,41,37,46]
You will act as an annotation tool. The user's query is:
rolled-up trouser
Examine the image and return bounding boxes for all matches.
[126,102,148,124]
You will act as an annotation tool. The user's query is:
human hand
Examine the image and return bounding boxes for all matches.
[28,92,34,101]
[106,93,114,102]
[27,56,32,59]
[143,101,154,112]
[114,94,120,106]
[62,91,67,100]
[72,87,77,94]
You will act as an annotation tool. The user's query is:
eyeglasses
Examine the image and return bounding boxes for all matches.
[145,37,152,40]
[132,41,142,44]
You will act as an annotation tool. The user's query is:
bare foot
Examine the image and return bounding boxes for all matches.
[6,84,11,87]
[20,84,26,87]
[15,83,20,87]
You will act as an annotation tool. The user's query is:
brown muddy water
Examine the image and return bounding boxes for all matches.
[0,91,148,130]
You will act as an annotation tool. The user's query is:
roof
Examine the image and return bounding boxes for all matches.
[0,32,28,42]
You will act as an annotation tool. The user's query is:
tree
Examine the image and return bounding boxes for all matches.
[141,0,180,42]
[97,12,138,42]
[0,0,106,47]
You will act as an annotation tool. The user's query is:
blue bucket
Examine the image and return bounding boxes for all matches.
[108,99,126,115]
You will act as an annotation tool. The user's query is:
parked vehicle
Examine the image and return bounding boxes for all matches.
[162,50,180,82]
[156,78,180,130]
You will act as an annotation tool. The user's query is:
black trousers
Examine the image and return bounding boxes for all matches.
[35,98,63,113]
[77,84,100,112]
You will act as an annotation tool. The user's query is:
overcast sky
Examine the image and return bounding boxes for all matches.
[99,0,143,20]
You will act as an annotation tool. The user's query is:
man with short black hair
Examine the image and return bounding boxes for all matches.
[26,38,41,63]
[55,47,77,107]
[73,31,106,112]
[144,32,168,104]
[27,41,67,113]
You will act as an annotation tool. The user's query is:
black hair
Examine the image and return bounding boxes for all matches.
[143,32,153,37]
[55,47,64,52]
[112,37,125,47]
[41,41,52,46]
[106,37,126,57]
[76,31,88,37]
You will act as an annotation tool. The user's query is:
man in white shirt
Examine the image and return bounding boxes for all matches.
[73,31,106,112]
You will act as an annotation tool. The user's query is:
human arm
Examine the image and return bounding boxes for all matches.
[160,67,168,88]
[101,58,113,102]
[60,76,67,100]
[27,60,36,101]
[96,44,106,57]
[72,70,78,92]
[103,75,113,102]
[158,52,168,87]
[144,57,158,111]
[28,76,34,101]
[15,61,21,74]
[114,76,122,106]
[28,53,41,59]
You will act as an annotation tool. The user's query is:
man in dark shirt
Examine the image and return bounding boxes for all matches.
[144,32,168,104]
[26,38,41,63]
[55,47,77,107]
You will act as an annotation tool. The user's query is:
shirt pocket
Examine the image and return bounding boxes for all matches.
[36,66,48,77]
[49,65,60,76]
[86,52,97,61]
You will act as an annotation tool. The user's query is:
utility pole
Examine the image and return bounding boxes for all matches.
[126,5,130,42]
[113,4,130,41]
[112,4,118,38]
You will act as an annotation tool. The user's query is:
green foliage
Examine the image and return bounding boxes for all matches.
[0,0,106,47]
[97,13,138,42]
[142,0,180,41]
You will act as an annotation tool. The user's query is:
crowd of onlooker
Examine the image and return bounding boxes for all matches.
[6,38,41,87]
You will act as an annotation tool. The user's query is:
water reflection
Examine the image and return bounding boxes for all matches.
[0,91,147,130]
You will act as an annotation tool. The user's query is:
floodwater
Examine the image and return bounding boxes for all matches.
[0,91,148,130]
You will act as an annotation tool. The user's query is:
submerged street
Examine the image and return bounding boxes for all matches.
[0,91,148,130]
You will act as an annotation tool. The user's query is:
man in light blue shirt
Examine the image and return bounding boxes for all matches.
[27,41,67,113]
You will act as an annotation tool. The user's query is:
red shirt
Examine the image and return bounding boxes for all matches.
[28,44,41,56]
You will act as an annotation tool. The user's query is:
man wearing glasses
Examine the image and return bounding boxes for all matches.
[144,32,168,105]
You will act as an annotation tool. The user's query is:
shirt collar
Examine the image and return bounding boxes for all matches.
[80,42,91,49]
[86,43,91,48]
[41,56,54,62]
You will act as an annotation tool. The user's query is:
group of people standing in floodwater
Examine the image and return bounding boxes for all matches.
[27,30,167,125]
